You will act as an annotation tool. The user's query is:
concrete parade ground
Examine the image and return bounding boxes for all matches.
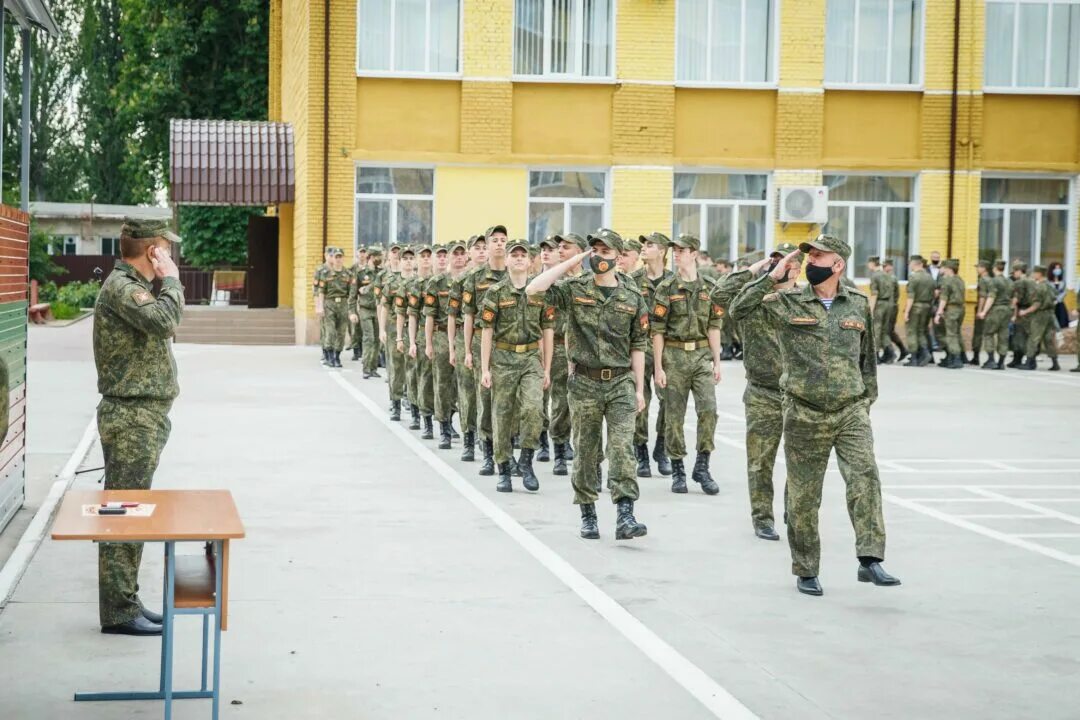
[1,321,1079,719]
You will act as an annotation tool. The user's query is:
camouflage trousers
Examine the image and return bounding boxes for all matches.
[744,383,783,531]
[492,350,543,464]
[971,314,985,356]
[1012,313,1031,355]
[454,334,477,433]
[906,302,931,353]
[97,397,172,626]
[634,351,665,447]
[660,346,716,459]
[417,341,434,416]
[432,330,455,422]
[348,316,362,351]
[942,307,965,355]
[873,302,895,351]
[321,298,349,351]
[782,398,886,577]
[1026,311,1058,359]
[983,306,1011,356]
[359,312,380,374]
[472,337,494,441]
[388,324,406,402]
[567,372,639,505]
[548,342,572,445]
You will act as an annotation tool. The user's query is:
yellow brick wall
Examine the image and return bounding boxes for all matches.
[462,0,512,77]
[611,85,674,162]
[778,0,825,88]
[610,168,673,240]
[269,0,283,122]
[461,81,513,156]
[280,0,312,326]
[775,92,824,168]
[616,0,674,81]
[924,0,984,92]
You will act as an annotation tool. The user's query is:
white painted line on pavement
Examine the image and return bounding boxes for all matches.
[331,373,760,720]
[0,416,98,608]
[883,494,1080,568]
[953,513,1048,519]
[965,487,1080,527]
[886,485,1080,490]
[982,460,1021,471]
[1013,533,1080,539]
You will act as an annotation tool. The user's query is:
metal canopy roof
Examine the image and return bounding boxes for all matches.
[4,0,59,36]
[169,119,295,206]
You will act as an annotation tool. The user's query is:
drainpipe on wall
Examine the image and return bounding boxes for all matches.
[321,0,330,251]
[946,0,961,258]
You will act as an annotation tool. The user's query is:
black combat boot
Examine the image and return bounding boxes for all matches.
[1021,356,1037,370]
[691,452,719,495]
[968,351,980,366]
[653,436,673,476]
[981,354,997,369]
[1050,358,1061,371]
[635,444,652,478]
[409,406,421,430]
[995,355,1005,370]
[897,344,909,362]
[615,498,647,540]
[421,415,434,440]
[438,421,452,449]
[337,351,346,368]
[903,349,920,366]
[510,455,522,477]
[552,443,568,476]
[496,463,512,492]
[579,504,600,539]
[389,400,401,422]
[352,348,361,361]
[670,459,688,494]
[880,347,896,364]
[519,449,539,491]
[479,439,495,476]
[1007,352,1023,368]
[948,353,963,369]
[564,441,575,461]
[720,344,734,361]
[536,431,550,462]
[321,349,329,366]
[461,431,476,462]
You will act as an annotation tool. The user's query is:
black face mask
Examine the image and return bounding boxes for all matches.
[590,254,615,275]
[805,262,834,286]
[931,259,940,266]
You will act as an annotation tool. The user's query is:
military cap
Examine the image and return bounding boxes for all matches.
[909,254,925,263]
[528,243,540,257]
[945,258,960,270]
[639,231,671,247]
[563,233,588,251]
[446,240,467,252]
[400,245,416,256]
[485,224,508,238]
[466,234,485,249]
[1032,264,1048,274]
[1011,260,1028,272]
[623,237,642,253]
[867,255,881,265]
[993,260,1007,271]
[799,233,851,260]
[416,244,433,255]
[123,218,181,243]
[331,247,344,257]
[587,228,624,252]
[770,242,800,258]
[976,259,991,270]
[367,246,383,256]
[389,242,404,252]
[539,234,561,249]
[433,243,449,254]
[670,234,701,251]
[506,238,531,254]
[882,257,895,266]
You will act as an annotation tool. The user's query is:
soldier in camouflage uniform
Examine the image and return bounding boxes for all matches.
[970,260,992,366]
[868,256,897,363]
[980,260,1012,370]
[722,243,801,540]
[731,235,898,597]
[384,246,413,420]
[377,244,403,417]
[317,248,354,368]
[347,246,368,361]
[478,239,554,492]
[535,236,561,463]
[93,219,185,634]
[650,234,722,495]
[714,259,738,360]
[630,232,673,478]
[547,233,588,476]
[460,226,509,475]
[353,248,382,378]
[880,259,908,362]
[932,259,966,369]
[408,246,436,437]
[448,235,488,461]
[528,229,650,541]
[313,246,334,364]
[1018,265,1062,371]
[1009,262,1036,367]
[425,241,467,448]
[903,255,935,366]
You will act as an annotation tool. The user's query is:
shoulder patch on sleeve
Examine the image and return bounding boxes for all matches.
[131,289,155,306]
[762,292,779,303]
[481,308,496,323]
[653,304,667,318]
[712,304,725,317]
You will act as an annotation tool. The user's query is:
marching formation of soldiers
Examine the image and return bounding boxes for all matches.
[313,227,919,596]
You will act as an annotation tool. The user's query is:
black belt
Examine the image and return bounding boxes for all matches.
[494,341,540,353]
[576,366,631,381]
[664,337,709,351]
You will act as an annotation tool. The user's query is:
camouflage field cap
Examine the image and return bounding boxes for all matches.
[563,233,588,251]
[882,257,894,266]
[945,258,960,270]
[799,233,851,260]
[1033,264,1048,274]
[528,243,540,257]
[770,242,800,258]
[623,237,643,253]
[1012,260,1028,272]
[976,259,991,270]
[331,247,344,257]
[400,245,416,257]
[123,218,181,243]
[640,231,671,247]
[447,240,467,252]
[994,260,1007,270]
[367,246,383,256]
[670,234,700,251]
[417,244,433,255]
[867,255,881,265]
[506,238,531,254]
[909,254,925,263]
[539,234,561,249]
[389,242,404,253]
[587,228,624,252]
[433,243,449,254]
[466,234,485,249]
[486,224,508,238]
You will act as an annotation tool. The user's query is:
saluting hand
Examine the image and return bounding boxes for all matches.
[151,247,180,280]
[770,250,801,282]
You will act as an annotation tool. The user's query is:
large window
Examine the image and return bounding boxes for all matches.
[357,0,460,75]
[979,177,1069,270]
[100,237,120,256]
[355,167,434,248]
[514,0,613,77]
[985,1,1080,90]
[527,170,607,243]
[676,0,776,84]
[824,175,915,281]
[672,173,769,263]
[825,0,922,86]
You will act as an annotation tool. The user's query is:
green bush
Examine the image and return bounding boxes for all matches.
[37,281,59,303]
[56,281,101,309]
[50,302,80,320]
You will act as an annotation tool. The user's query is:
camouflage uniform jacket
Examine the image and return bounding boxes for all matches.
[869,270,896,303]
[730,274,878,412]
[650,274,723,342]
[1013,276,1036,309]
[460,265,508,318]
[906,269,935,304]
[423,272,459,328]
[552,270,587,337]
[475,277,555,344]
[939,274,965,310]
[990,274,1012,307]
[630,267,673,306]
[1032,279,1056,316]
[93,261,184,401]
[446,270,469,321]
[719,270,783,390]
[351,267,380,312]
[312,262,329,298]
[386,273,413,318]
[406,274,431,318]
[318,268,354,299]
[547,274,650,371]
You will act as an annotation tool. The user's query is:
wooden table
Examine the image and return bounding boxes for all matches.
[52,490,245,720]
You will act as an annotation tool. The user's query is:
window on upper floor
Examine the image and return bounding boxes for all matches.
[672,173,770,263]
[825,0,923,87]
[824,175,915,281]
[528,170,607,243]
[355,167,435,247]
[514,0,614,78]
[979,177,1070,270]
[357,0,460,75]
[985,0,1080,91]
[676,0,777,85]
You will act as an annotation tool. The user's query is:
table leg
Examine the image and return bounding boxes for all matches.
[213,540,224,720]
[201,614,209,691]
[162,541,175,720]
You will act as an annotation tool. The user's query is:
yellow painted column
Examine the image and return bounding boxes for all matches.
[610,168,673,240]
[277,203,295,310]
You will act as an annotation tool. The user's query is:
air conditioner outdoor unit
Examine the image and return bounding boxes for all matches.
[778,186,829,224]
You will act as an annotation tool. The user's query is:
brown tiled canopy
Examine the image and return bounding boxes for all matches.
[169,119,295,206]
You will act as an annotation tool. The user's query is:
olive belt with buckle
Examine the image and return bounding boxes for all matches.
[494,341,540,353]
[329,297,344,303]
[577,366,631,381]
[665,337,710,351]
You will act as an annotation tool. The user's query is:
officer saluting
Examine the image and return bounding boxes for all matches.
[730,234,900,597]
[527,229,649,541]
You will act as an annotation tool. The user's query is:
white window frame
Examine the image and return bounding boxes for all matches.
[824,172,919,282]
[673,0,781,89]
[512,0,617,81]
[100,237,120,256]
[984,0,1080,94]
[824,0,926,91]
[353,163,437,249]
[525,167,610,243]
[978,174,1074,282]
[355,0,464,79]
[671,169,774,264]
